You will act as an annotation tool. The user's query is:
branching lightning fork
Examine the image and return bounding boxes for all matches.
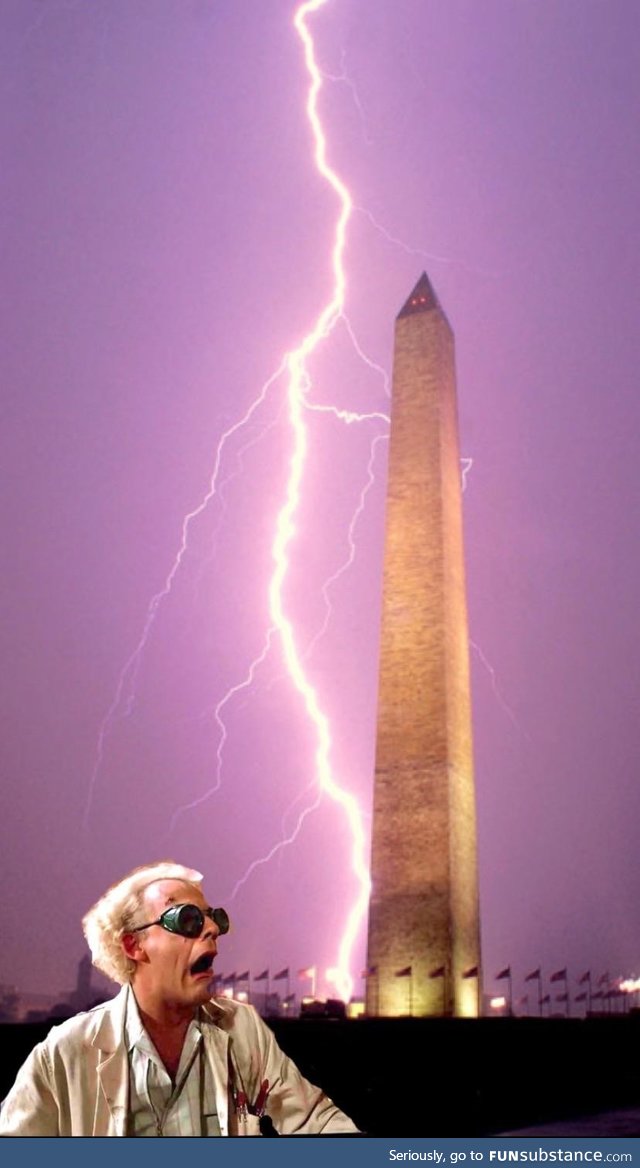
[84,355,287,830]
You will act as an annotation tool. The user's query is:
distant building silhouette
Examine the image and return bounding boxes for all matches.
[68,954,93,1011]
[0,984,19,1023]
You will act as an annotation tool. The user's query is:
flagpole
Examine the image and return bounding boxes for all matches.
[311,968,316,998]
[409,970,413,1017]
[507,970,513,1016]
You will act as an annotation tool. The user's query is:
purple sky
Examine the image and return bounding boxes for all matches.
[2,0,639,1007]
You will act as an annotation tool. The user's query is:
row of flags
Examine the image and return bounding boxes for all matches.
[365,965,630,992]
[212,967,316,985]
[496,967,621,989]
[212,966,633,1000]
[492,968,632,1010]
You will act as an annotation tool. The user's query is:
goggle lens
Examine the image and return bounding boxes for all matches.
[161,903,230,937]
[175,904,204,936]
[211,906,230,935]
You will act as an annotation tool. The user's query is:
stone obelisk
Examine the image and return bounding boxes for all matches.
[365,273,480,1017]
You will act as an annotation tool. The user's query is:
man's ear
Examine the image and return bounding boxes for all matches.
[122,932,147,965]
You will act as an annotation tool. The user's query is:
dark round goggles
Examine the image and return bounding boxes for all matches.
[132,903,229,938]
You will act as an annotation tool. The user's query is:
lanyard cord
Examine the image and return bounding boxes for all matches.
[147,1038,200,1136]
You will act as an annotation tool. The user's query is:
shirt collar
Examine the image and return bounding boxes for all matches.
[125,988,203,1055]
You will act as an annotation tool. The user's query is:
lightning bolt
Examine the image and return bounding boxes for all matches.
[321,47,373,146]
[470,639,530,739]
[192,402,286,602]
[169,627,276,832]
[223,0,377,999]
[245,0,370,1003]
[230,790,323,902]
[305,431,388,659]
[84,356,287,829]
[355,204,500,277]
[340,314,391,397]
[87,0,376,999]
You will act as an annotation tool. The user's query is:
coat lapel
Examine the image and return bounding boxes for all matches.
[91,986,129,1136]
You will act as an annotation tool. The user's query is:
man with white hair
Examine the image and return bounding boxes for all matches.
[0,861,359,1137]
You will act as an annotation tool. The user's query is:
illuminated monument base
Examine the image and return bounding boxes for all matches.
[366,274,480,1018]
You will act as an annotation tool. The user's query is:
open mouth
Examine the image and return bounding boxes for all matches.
[190,952,214,976]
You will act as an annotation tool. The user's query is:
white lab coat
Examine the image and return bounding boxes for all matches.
[0,986,358,1136]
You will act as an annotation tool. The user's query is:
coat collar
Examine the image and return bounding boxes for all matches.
[91,984,129,1052]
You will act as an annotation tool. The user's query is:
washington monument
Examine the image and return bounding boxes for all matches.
[366,273,480,1017]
